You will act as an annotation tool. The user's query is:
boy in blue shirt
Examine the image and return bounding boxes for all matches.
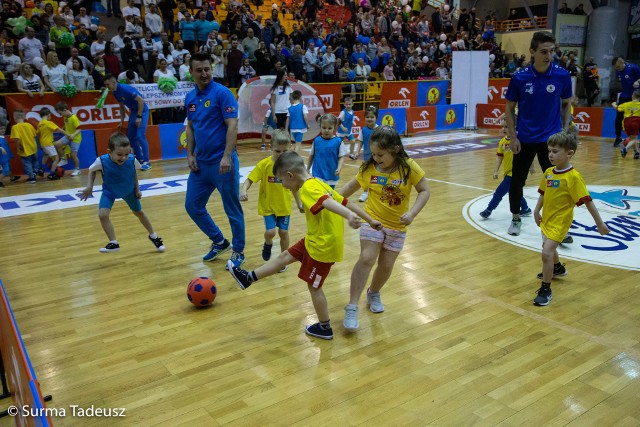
[504,31,572,236]
[612,57,640,147]
[80,133,165,253]
[285,90,309,154]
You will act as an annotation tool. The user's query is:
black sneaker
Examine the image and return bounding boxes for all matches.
[99,242,120,253]
[635,152,640,160]
[0,182,4,188]
[533,285,552,306]
[148,235,165,252]
[27,177,37,184]
[47,174,60,180]
[305,323,333,340]
[10,176,20,182]
[613,137,622,147]
[561,235,573,244]
[36,168,44,177]
[537,263,567,280]
[227,261,253,290]
[262,242,272,261]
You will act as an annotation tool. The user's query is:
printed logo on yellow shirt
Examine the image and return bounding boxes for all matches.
[546,180,561,188]
[267,176,282,183]
[370,176,388,185]
[380,184,405,206]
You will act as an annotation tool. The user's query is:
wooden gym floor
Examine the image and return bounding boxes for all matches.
[0,130,639,426]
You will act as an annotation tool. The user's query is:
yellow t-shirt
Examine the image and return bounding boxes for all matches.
[300,178,346,263]
[37,120,58,147]
[247,156,292,217]
[10,122,38,157]
[64,114,82,143]
[496,136,514,177]
[356,158,426,231]
[538,166,591,242]
[617,100,640,119]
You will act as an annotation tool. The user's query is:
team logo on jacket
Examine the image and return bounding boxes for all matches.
[204,100,211,108]
[546,84,556,93]
[188,103,196,112]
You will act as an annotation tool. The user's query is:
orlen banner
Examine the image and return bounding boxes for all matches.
[488,78,510,103]
[435,104,465,131]
[572,107,604,137]
[5,91,128,130]
[379,82,418,109]
[350,110,365,138]
[312,83,343,113]
[417,80,449,106]
[476,103,506,129]
[406,106,437,134]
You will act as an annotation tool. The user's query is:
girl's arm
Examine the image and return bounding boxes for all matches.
[339,178,361,198]
[399,177,430,226]
[585,200,610,235]
[321,197,375,230]
[335,155,345,176]
[240,178,252,201]
[533,194,544,226]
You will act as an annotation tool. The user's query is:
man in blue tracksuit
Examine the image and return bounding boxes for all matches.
[105,74,152,170]
[184,52,245,268]
[612,56,640,147]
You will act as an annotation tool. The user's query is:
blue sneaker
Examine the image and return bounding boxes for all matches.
[202,239,231,262]
[140,162,151,170]
[520,208,532,216]
[225,251,245,270]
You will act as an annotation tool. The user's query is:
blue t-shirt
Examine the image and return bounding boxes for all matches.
[505,64,572,143]
[617,63,640,99]
[113,83,149,116]
[185,80,238,164]
[101,153,136,199]
[312,136,343,181]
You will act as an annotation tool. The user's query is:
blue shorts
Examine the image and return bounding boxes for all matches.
[99,191,142,212]
[337,132,355,141]
[264,215,290,231]
[291,132,304,143]
[57,136,81,152]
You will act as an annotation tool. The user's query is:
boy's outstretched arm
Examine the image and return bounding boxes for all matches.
[321,197,382,230]
[585,200,610,235]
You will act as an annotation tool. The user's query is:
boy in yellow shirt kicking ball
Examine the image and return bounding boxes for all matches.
[532,127,609,306]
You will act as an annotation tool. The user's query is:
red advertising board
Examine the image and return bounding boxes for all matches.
[5,92,129,130]
[350,110,366,138]
[572,107,604,137]
[406,106,437,134]
[379,82,418,109]
[312,83,343,113]
[488,78,510,103]
[476,104,506,129]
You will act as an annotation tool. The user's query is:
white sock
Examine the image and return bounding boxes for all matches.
[149,233,157,239]
[110,240,118,244]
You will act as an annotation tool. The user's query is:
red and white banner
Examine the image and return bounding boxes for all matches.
[350,110,365,138]
[476,104,506,129]
[487,78,510,103]
[313,83,343,113]
[572,107,604,137]
[379,81,418,109]
[406,106,437,134]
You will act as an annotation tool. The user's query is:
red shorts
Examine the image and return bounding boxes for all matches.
[287,238,334,288]
[623,117,640,137]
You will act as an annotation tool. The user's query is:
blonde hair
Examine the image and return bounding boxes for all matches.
[547,126,579,152]
[271,129,291,147]
[45,51,59,67]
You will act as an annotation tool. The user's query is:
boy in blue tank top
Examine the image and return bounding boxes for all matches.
[80,133,165,253]
[336,97,356,157]
[285,90,309,154]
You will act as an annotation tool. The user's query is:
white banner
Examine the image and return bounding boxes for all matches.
[131,82,196,109]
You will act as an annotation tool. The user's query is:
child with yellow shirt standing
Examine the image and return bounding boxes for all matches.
[9,110,38,184]
[240,130,304,268]
[228,151,382,340]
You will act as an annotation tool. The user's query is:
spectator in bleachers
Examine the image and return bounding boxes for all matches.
[287,44,304,79]
[573,3,587,15]
[30,15,49,48]
[92,57,106,89]
[350,41,367,66]
[201,29,223,53]
[503,58,517,78]
[15,63,45,97]
[262,18,276,48]
[435,59,448,79]
[303,41,318,82]
[61,5,75,26]
[50,15,72,64]
[242,28,260,63]
[153,33,174,57]
[43,51,69,92]
[457,8,470,32]
[210,46,224,83]
[19,28,45,69]
[106,0,122,18]
[179,13,196,52]
[178,53,191,81]
[121,37,139,73]
[145,4,163,38]
[322,45,336,82]
[383,57,395,81]
[126,16,144,39]
[230,18,246,39]
[558,2,571,13]
[140,29,155,82]
[68,57,92,89]
[103,42,122,76]
[157,42,176,74]
[226,37,244,88]
[254,40,272,75]
[111,26,127,62]
[65,47,93,73]
[173,39,189,65]
[301,0,319,21]
[90,30,106,58]
[122,0,141,19]
[157,0,177,40]
[431,8,442,35]
[272,44,287,69]
[289,23,306,48]
[176,3,189,22]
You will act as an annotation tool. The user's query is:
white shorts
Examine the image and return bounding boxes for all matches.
[360,222,406,252]
[42,145,57,157]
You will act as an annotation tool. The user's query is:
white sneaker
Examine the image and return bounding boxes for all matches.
[343,304,359,330]
[367,289,384,313]
[57,158,68,167]
[507,219,522,236]
[71,169,81,176]
[359,191,369,202]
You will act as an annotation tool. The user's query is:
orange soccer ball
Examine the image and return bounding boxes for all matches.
[187,277,217,307]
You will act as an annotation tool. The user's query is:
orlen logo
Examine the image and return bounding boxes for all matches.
[388,87,411,108]
[574,111,591,132]
[301,95,325,109]
[427,88,440,104]
[351,115,361,136]
[488,86,508,102]
[413,110,430,128]
[445,109,457,125]
[483,108,504,125]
